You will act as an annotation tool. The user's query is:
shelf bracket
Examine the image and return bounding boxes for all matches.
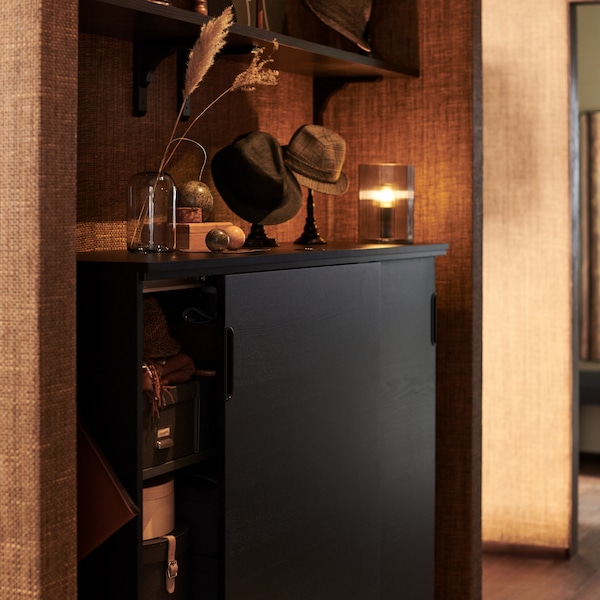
[133,41,180,117]
[135,42,256,118]
[313,76,381,125]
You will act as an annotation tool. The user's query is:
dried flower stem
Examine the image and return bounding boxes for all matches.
[134,8,279,249]
[162,44,279,171]
[162,90,230,171]
[157,6,233,176]
[184,6,233,97]
[170,137,208,179]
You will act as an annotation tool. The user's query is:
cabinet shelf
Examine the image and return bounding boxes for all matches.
[142,449,214,479]
[79,0,419,80]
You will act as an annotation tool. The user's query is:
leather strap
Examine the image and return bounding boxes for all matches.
[164,534,178,595]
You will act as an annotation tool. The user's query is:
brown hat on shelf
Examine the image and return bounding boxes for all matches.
[211,130,303,226]
[303,0,372,53]
[284,124,349,196]
[143,296,181,359]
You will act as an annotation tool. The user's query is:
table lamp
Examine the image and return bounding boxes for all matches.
[358,164,414,243]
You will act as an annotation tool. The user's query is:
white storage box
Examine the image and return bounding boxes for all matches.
[143,476,174,541]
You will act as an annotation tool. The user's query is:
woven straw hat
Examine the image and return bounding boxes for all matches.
[211,131,302,225]
[303,0,372,53]
[284,124,349,196]
[143,296,181,358]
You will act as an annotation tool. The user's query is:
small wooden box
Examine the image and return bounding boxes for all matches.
[176,222,233,252]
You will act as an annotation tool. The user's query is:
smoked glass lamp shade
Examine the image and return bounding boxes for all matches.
[358,164,414,243]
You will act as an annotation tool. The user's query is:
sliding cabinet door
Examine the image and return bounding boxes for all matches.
[223,263,381,600]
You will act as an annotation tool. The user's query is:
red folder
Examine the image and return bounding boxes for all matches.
[77,418,139,561]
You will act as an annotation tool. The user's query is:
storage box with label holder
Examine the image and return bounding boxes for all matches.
[143,380,200,470]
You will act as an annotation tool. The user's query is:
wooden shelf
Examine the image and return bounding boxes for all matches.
[79,0,419,80]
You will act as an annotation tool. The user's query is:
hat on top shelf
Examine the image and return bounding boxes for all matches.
[302,0,372,53]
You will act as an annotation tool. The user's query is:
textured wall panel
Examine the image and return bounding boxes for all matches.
[0,0,78,597]
[482,0,573,551]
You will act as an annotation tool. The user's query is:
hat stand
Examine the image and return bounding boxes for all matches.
[294,189,326,245]
[244,223,279,248]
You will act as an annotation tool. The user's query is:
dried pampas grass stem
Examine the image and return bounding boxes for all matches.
[155,7,280,176]
[184,5,233,97]
[232,42,279,91]
[157,6,233,176]
[164,43,280,167]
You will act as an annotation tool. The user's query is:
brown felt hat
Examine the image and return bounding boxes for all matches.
[211,131,302,225]
[143,296,181,358]
[303,0,372,53]
[284,124,349,196]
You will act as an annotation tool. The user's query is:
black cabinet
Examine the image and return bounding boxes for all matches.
[76,243,445,599]
[378,258,437,599]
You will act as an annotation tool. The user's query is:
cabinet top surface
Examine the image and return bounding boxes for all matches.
[77,242,448,280]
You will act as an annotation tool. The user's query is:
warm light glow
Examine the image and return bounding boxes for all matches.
[358,164,415,243]
[375,185,396,208]
[359,186,413,208]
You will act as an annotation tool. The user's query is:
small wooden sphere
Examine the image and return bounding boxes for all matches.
[224,225,246,250]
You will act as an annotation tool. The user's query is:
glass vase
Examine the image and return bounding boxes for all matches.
[127,171,176,252]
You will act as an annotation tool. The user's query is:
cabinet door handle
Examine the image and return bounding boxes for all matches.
[224,326,235,401]
[430,293,437,346]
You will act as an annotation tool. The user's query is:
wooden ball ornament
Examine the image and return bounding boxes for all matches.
[224,225,246,250]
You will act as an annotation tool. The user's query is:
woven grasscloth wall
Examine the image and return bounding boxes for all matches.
[482,0,573,552]
[325,0,483,597]
[580,111,600,361]
[0,0,78,598]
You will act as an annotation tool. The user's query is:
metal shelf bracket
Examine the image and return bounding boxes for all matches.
[133,40,180,117]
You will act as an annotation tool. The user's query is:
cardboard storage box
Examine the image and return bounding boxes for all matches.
[143,380,200,470]
[143,476,175,541]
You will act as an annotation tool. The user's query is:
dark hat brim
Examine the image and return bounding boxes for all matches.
[303,0,372,53]
[292,170,349,196]
[211,135,303,226]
